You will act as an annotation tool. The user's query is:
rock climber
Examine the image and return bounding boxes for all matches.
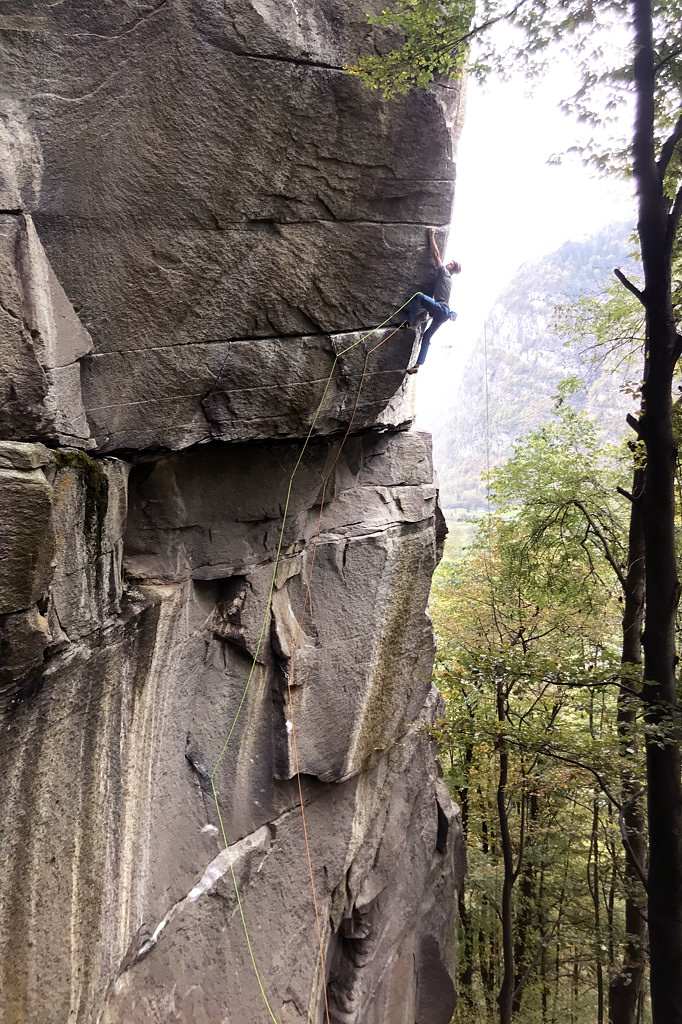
[402,227,461,374]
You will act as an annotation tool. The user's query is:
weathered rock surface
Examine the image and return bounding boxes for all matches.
[97,711,464,1024]
[125,432,438,786]
[0,2,464,1022]
[0,443,128,695]
[0,214,92,445]
[0,459,54,615]
[1,0,460,451]
[1,433,461,1024]
[83,327,417,452]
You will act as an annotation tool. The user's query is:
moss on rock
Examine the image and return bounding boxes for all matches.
[54,449,109,540]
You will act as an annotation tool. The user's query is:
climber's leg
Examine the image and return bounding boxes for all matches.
[406,306,449,374]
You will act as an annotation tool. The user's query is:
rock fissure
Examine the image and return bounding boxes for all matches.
[198,39,347,75]
[85,332,405,354]
[48,597,71,645]
[32,73,128,107]
[184,735,213,793]
[85,391,209,413]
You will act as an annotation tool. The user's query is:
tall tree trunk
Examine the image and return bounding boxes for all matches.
[571,951,579,1024]
[513,792,538,1013]
[496,747,515,1024]
[496,675,518,1024]
[607,851,616,972]
[458,890,475,1012]
[610,465,647,1024]
[590,794,605,1024]
[553,929,561,1022]
[631,2,682,1019]
[540,941,549,1024]
[479,793,496,1018]
[480,918,496,1019]
[458,742,475,1011]
[537,856,548,1024]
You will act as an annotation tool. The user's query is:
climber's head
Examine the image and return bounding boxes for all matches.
[446,260,461,275]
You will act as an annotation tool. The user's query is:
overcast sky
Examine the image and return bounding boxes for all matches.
[415,66,636,424]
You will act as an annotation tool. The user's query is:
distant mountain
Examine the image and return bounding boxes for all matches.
[432,224,639,513]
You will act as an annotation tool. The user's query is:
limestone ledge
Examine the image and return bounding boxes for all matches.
[2,0,461,457]
[83,327,418,453]
[0,208,426,453]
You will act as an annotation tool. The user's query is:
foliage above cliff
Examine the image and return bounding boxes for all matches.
[349,0,682,178]
[346,0,474,96]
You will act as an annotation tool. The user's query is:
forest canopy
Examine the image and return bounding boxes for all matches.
[348,1,682,1022]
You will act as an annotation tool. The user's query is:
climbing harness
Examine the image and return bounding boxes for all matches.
[208,297,418,1024]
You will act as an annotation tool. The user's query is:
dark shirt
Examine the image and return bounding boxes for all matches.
[431,265,452,306]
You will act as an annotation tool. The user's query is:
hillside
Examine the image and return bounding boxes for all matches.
[432,224,639,512]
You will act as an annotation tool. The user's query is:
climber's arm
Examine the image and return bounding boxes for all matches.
[428,227,443,267]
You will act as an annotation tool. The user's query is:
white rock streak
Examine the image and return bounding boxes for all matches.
[134,825,271,962]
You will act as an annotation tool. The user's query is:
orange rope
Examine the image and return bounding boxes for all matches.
[284,326,402,1023]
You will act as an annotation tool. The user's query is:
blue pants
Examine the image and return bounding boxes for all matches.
[406,293,452,365]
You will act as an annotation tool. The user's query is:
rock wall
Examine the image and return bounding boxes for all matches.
[0,4,465,1023]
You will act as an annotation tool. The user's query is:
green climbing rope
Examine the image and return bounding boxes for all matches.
[208,297,418,1022]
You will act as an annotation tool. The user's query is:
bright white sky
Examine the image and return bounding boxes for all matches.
[415,65,636,425]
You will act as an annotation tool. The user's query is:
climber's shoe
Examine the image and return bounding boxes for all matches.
[406,365,419,375]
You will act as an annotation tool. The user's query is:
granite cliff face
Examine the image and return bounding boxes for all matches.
[0,4,464,1023]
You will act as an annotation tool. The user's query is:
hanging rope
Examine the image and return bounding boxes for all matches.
[483,319,493,552]
[282,325,401,1024]
[208,299,417,1023]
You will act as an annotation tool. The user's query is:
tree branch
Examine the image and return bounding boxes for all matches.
[537,745,623,811]
[654,45,682,77]
[464,0,531,44]
[558,679,643,699]
[513,790,527,882]
[356,0,532,77]
[614,267,645,303]
[665,180,682,263]
[657,108,682,181]
[618,801,650,892]
[570,498,626,588]
[617,486,635,502]
[626,413,643,435]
